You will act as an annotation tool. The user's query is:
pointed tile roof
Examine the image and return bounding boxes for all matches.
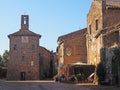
[58,28,87,42]
[8,29,41,38]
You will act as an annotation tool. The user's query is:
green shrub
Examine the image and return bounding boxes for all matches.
[76,73,84,81]
[68,75,78,83]
[53,75,59,81]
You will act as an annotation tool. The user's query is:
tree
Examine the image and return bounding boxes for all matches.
[0,55,2,61]
[2,50,9,67]
[0,55,2,67]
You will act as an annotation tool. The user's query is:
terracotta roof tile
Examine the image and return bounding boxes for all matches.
[8,30,41,37]
[58,28,87,42]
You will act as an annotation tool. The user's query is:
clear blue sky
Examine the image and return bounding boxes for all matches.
[0,0,92,55]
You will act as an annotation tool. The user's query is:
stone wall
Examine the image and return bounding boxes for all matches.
[87,1,104,65]
[39,47,58,79]
[58,28,87,65]
[7,35,40,80]
[105,9,120,27]
[39,46,50,79]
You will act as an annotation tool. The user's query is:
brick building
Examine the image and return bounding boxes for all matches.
[86,0,120,85]
[57,28,87,77]
[7,15,57,80]
[58,28,87,65]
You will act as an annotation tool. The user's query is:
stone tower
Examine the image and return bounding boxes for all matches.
[7,15,41,80]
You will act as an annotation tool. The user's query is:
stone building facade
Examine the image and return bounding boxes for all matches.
[86,0,120,85]
[39,46,51,79]
[39,47,58,79]
[57,28,87,76]
[87,0,120,64]
[7,15,57,80]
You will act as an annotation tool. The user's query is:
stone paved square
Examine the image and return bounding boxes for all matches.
[0,80,120,90]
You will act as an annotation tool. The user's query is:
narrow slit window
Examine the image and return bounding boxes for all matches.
[13,44,17,50]
[32,44,35,50]
[89,25,92,34]
[24,17,27,24]
[96,19,98,30]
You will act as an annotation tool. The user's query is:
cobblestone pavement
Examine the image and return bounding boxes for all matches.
[0,80,90,90]
[0,80,120,90]
[76,83,120,90]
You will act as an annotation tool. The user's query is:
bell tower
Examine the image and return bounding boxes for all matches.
[21,15,29,30]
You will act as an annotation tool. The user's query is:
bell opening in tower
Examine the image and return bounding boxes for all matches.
[24,17,27,24]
